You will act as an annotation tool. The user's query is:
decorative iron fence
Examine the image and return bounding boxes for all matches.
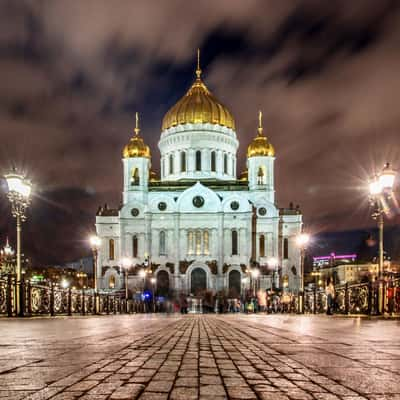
[0,275,124,317]
[304,278,400,315]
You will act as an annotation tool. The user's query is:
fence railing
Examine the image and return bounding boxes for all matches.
[0,275,125,317]
[304,278,400,315]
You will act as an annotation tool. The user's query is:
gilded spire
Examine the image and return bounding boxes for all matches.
[134,112,140,136]
[247,110,275,158]
[258,110,263,135]
[196,48,202,79]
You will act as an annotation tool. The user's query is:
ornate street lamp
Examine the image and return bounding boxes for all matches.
[369,163,396,278]
[5,171,32,316]
[267,257,279,290]
[89,235,101,313]
[89,235,101,290]
[122,257,132,312]
[369,163,397,313]
[296,232,310,313]
[250,268,260,297]
[150,277,156,313]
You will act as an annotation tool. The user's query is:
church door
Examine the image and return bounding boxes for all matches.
[228,270,241,297]
[191,268,207,295]
[156,270,170,297]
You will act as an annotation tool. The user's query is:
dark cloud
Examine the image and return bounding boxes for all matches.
[0,0,399,264]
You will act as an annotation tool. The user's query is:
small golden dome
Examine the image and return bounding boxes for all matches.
[239,169,248,181]
[123,113,151,159]
[149,169,158,182]
[247,111,275,158]
[161,50,235,131]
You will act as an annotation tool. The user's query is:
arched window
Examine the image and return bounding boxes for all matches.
[188,231,194,255]
[132,235,138,258]
[257,166,266,185]
[169,154,174,174]
[159,231,166,256]
[283,238,289,259]
[109,239,115,260]
[232,230,238,255]
[131,168,140,186]
[211,151,216,172]
[181,151,186,172]
[109,275,115,289]
[224,154,228,174]
[195,231,202,255]
[203,231,209,255]
[196,150,202,171]
[260,235,265,257]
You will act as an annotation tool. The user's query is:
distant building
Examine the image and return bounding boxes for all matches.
[315,263,378,285]
[313,253,357,268]
[64,256,94,276]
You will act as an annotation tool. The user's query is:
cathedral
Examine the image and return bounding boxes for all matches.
[95,54,303,298]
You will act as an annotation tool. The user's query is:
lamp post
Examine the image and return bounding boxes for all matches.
[296,232,310,313]
[5,171,32,317]
[250,268,260,297]
[89,235,101,313]
[369,163,396,313]
[138,268,147,312]
[122,257,132,313]
[267,257,279,290]
[150,277,156,313]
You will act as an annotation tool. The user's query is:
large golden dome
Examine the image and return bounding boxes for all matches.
[161,51,235,131]
[247,111,275,158]
[123,113,151,158]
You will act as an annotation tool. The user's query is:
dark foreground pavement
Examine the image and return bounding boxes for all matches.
[1,315,400,400]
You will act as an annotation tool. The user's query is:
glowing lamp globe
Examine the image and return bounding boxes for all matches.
[5,173,32,198]
[89,235,101,249]
[379,163,396,190]
[296,233,310,247]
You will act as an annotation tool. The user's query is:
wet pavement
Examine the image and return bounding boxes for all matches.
[0,314,400,399]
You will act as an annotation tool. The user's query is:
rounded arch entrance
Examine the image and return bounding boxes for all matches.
[190,268,207,296]
[228,269,241,297]
[156,270,170,297]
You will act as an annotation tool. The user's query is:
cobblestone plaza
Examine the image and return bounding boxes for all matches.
[1,315,400,399]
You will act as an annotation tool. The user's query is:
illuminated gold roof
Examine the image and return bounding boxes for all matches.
[247,111,275,158]
[123,113,151,159]
[161,50,235,131]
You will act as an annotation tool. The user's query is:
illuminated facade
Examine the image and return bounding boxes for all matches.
[95,55,303,296]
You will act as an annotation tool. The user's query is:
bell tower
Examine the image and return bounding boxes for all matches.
[122,113,151,204]
[247,111,275,202]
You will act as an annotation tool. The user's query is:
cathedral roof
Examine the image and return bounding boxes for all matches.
[161,50,235,131]
[247,111,275,158]
[123,113,151,159]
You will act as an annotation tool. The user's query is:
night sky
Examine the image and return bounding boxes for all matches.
[0,1,399,265]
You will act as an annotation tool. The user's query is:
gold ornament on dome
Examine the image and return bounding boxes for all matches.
[161,49,235,131]
[123,112,151,158]
[239,169,248,181]
[247,111,275,158]
[149,169,158,182]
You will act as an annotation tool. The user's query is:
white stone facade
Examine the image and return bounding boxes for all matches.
[95,113,302,298]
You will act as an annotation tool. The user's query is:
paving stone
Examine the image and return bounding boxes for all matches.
[109,383,145,399]
[2,314,400,400]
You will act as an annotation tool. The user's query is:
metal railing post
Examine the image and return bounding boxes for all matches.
[67,287,72,316]
[50,282,55,317]
[81,288,85,316]
[7,274,13,317]
[344,282,349,315]
[27,280,32,316]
